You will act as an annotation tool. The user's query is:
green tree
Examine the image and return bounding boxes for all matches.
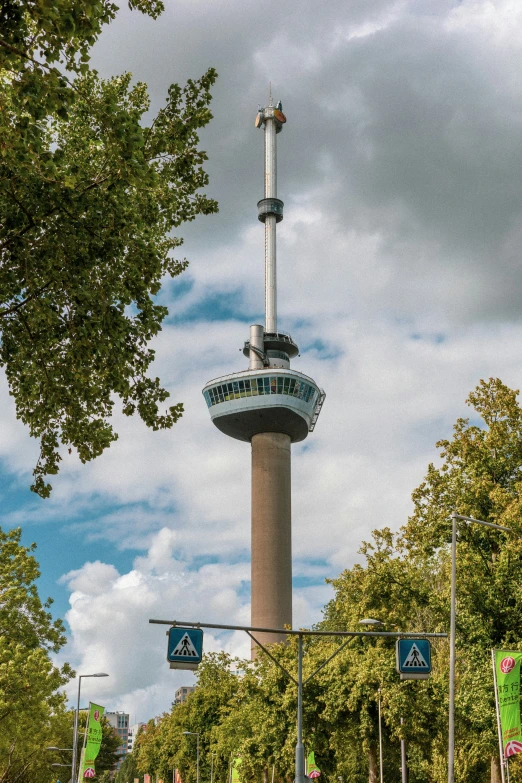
[0,0,217,496]
[135,654,243,783]
[320,378,522,783]
[133,379,522,783]
[0,527,72,783]
[319,530,448,783]
[403,378,522,783]
[115,751,141,783]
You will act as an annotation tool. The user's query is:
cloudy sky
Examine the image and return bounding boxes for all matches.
[3,0,522,721]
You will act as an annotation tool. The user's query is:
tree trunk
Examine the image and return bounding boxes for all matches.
[491,755,502,783]
[263,768,269,783]
[369,745,378,783]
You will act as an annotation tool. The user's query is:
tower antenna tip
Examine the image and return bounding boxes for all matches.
[269,81,273,106]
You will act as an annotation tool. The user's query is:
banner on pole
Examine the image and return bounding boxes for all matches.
[306,751,321,779]
[231,757,241,783]
[78,702,105,779]
[494,651,522,758]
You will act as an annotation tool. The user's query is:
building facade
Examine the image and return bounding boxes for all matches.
[174,685,195,704]
[105,711,129,770]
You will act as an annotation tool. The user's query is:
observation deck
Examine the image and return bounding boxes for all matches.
[202,368,322,443]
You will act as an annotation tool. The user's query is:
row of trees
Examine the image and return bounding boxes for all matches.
[0,374,521,783]
[130,380,522,783]
[0,525,122,782]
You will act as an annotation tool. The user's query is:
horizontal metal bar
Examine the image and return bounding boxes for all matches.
[149,619,447,638]
[452,514,513,534]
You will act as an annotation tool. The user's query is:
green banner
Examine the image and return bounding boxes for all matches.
[306,751,321,779]
[495,651,522,758]
[79,702,105,779]
[231,757,241,783]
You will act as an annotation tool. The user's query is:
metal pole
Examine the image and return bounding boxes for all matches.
[378,690,383,783]
[491,650,506,783]
[211,753,214,783]
[295,634,305,783]
[264,107,277,333]
[197,734,200,783]
[400,717,407,783]
[448,512,457,783]
[71,675,82,783]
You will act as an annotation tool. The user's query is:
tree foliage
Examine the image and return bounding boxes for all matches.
[115,750,141,783]
[0,527,72,783]
[135,380,522,783]
[0,0,217,495]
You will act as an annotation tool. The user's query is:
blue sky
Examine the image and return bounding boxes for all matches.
[3,0,522,720]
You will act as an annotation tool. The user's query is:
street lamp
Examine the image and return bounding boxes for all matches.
[359,619,384,783]
[183,731,200,783]
[71,672,109,783]
[447,512,516,783]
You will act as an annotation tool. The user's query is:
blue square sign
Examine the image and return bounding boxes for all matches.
[396,638,431,680]
[167,627,203,670]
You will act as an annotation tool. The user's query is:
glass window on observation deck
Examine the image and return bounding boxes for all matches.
[204,376,317,409]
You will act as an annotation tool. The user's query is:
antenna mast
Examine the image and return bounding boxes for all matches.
[255,93,286,334]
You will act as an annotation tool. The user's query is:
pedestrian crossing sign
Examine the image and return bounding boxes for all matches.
[167,627,204,670]
[396,638,431,680]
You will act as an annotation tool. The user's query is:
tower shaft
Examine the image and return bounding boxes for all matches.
[251,432,292,652]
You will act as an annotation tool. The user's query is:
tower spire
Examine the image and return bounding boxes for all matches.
[255,97,286,333]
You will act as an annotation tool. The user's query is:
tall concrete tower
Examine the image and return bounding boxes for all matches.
[202,95,325,654]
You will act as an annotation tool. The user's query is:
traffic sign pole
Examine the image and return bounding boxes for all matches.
[152,618,446,783]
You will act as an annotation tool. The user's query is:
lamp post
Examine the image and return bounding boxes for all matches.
[447,512,515,783]
[71,672,109,783]
[183,731,200,783]
[400,717,407,783]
